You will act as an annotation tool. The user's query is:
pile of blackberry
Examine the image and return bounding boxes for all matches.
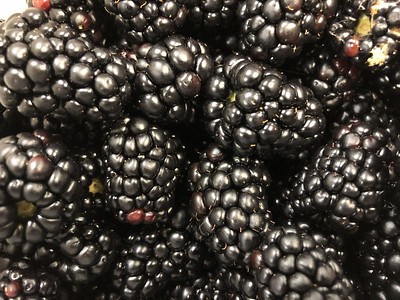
[1,0,400,299]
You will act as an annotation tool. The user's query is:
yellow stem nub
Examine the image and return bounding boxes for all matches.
[17,201,36,220]
[355,14,372,37]
[227,91,236,103]
[89,177,104,194]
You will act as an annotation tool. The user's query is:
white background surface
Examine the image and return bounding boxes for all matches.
[1,0,29,21]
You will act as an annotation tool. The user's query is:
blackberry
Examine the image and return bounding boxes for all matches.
[236,0,338,65]
[134,35,214,124]
[170,271,232,300]
[281,218,346,263]
[0,258,66,299]
[101,0,188,44]
[281,121,396,234]
[250,226,355,299]
[0,8,135,122]
[354,204,400,299]
[328,0,400,70]
[332,89,395,128]
[188,143,272,267]
[29,114,112,150]
[180,0,238,32]
[73,149,106,214]
[33,213,119,285]
[368,55,400,99]
[109,205,208,299]
[288,43,362,112]
[0,130,83,249]
[27,0,109,44]
[102,116,186,225]
[203,55,326,160]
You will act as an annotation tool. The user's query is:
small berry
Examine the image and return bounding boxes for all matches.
[32,0,51,11]
[5,282,21,298]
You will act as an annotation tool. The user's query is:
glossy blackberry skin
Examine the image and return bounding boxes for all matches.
[180,0,238,32]
[188,143,272,267]
[102,116,186,225]
[109,206,208,299]
[0,130,83,249]
[0,8,136,123]
[0,258,65,299]
[203,55,326,160]
[369,56,400,98]
[355,204,400,299]
[33,213,119,285]
[134,35,214,124]
[250,226,355,299]
[27,0,109,44]
[281,122,396,234]
[290,43,361,112]
[281,218,346,264]
[236,0,338,65]
[328,0,400,70]
[170,271,233,300]
[101,0,188,44]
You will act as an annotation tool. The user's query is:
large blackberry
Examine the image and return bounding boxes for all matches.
[33,213,119,285]
[354,204,400,299]
[27,0,109,44]
[0,8,135,122]
[180,0,238,32]
[0,258,66,299]
[281,121,396,234]
[203,55,326,160]
[368,55,400,99]
[236,0,338,65]
[102,116,186,224]
[101,0,188,44]
[328,0,400,70]
[170,271,233,300]
[109,205,208,299]
[188,143,272,267]
[249,226,355,299]
[134,35,214,124]
[288,43,362,112]
[0,130,83,249]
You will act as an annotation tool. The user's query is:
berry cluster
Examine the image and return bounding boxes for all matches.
[0,0,400,299]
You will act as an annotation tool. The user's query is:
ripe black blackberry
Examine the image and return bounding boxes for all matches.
[280,218,347,264]
[27,0,109,44]
[368,55,400,99]
[236,0,338,65]
[288,43,362,112]
[281,121,396,234]
[180,0,238,33]
[134,35,214,124]
[0,8,135,122]
[203,55,326,160]
[100,0,188,44]
[353,204,400,299]
[250,226,355,299]
[109,205,208,299]
[0,258,66,299]
[102,116,186,225]
[74,151,108,216]
[170,271,233,300]
[332,90,395,127]
[33,213,119,285]
[188,143,272,267]
[328,0,400,70]
[0,130,83,250]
